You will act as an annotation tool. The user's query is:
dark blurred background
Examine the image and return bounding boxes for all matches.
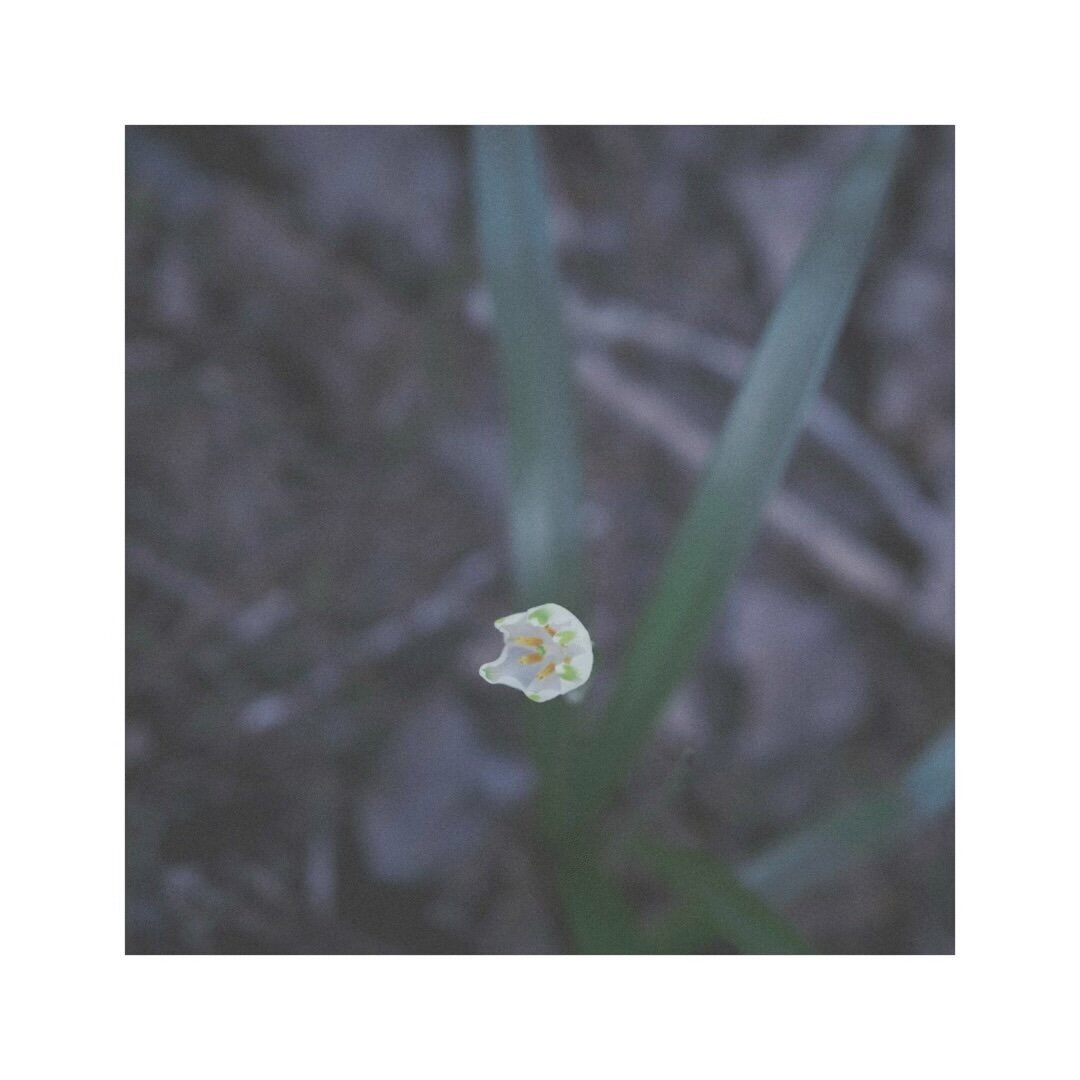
[126,125,954,954]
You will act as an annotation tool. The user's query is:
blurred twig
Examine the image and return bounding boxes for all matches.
[236,550,497,733]
[566,294,950,558]
[128,542,231,622]
[128,541,497,732]
[162,861,393,954]
[579,350,950,646]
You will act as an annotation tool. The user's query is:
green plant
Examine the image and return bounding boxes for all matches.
[471,124,950,953]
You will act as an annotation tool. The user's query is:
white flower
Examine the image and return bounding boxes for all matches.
[479,603,594,703]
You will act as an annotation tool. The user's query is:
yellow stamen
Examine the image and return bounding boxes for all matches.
[513,636,545,647]
[519,652,545,665]
[544,625,556,637]
[536,661,556,679]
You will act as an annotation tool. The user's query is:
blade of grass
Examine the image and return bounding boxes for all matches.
[633,839,815,954]
[573,126,908,823]
[470,126,585,840]
[555,849,648,954]
[643,726,953,953]
[740,725,955,906]
[470,125,583,610]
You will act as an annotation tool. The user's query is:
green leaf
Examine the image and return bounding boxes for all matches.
[632,839,814,954]
[470,127,583,612]
[639,726,953,954]
[555,848,648,954]
[740,725,954,906]
[573,126,908,823]
[471,126,585,840]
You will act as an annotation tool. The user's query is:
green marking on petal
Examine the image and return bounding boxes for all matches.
[527,692,543,702]
[482,667,495,681]
[560,664,580,682]
[528,607,551,624]
[556,630,576,645]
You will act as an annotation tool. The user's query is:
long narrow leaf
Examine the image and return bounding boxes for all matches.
[574,126,908,822]
[644,726,953,952]
[740,725,954,905]
[470,126,585,840]
[634,839,814,954]
[556,852,648,954]
[470,126,583,610]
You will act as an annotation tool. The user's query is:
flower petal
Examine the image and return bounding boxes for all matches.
[480,603,593,701]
